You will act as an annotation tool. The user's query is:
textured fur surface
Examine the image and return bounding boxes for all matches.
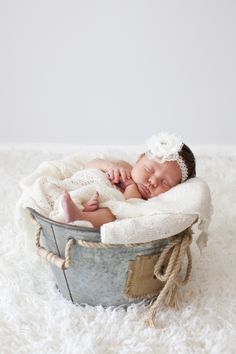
[0,146,236,354]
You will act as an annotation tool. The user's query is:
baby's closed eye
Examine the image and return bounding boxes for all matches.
[162,180,171,187]
[145,166,154,173]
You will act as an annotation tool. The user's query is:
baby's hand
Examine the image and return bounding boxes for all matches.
[106,162,132,184]
[116,178,136,192]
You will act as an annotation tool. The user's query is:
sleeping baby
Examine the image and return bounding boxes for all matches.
[61,132,196,228]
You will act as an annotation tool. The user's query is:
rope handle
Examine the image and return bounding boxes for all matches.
[34,221,75,270]
[147,230,192,327]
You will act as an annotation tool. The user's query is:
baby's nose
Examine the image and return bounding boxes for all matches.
[148,177,159,188]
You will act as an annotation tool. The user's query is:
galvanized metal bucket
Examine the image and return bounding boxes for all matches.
[29,208,192,308]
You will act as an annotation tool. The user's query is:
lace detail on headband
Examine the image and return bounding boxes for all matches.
[176,156,188,182]
[145,132,188,182]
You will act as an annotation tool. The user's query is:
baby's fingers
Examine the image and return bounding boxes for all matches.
[106,169,114,182]
[107,169,119,184]
[113,169,120,183]
[120,169,127,182]
[126,170,131,179]
[120,169,131,182]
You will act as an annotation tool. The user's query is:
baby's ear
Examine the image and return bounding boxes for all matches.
[136,153,145,163]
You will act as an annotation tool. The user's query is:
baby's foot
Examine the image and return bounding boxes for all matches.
[83,192,99,212]
[61,190,83,223]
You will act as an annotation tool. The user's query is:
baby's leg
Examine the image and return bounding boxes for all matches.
[83,191,99,212]
[81,208,116,228]
[61,190,81,223]
[61,190,116,227]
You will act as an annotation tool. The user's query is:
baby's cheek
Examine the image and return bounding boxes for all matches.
[156,185,170,195]
[162,185,171,192]
[151,187,162,197]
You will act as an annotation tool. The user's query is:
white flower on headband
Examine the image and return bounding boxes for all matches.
[145,132,183,163]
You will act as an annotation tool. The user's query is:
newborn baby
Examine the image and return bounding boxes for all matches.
[62,133,196,228]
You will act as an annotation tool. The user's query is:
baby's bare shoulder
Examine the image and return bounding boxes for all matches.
[116,160,133,168]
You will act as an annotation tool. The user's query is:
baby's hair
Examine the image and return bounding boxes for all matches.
[139,143,196,181]
[179,143,196,180]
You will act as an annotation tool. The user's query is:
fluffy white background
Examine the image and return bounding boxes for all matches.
[0,146,236,354]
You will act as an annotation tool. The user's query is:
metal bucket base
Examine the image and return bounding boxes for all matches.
[30,208,184,307]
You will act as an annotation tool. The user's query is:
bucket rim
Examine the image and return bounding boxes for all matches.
[27,207,100,234]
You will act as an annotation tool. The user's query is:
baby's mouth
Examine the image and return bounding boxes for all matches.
[138,184,151,199]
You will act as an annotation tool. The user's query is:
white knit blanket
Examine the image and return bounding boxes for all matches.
[16,151,212,250]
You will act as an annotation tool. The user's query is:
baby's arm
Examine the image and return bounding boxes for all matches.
[123,183,142,199]
[85,158,111,172]
[85,158,133,183]
[117,178,142,199]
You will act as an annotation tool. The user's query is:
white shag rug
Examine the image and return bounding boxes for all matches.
[0,145,236,354]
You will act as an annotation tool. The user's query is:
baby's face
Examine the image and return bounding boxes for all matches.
[131,155,182,199]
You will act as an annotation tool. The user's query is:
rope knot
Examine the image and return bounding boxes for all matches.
[148,229,192,327]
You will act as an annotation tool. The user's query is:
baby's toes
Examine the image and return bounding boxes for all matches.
[94,191,99,199]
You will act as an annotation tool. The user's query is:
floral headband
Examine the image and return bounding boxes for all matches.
[145,132,188,182]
